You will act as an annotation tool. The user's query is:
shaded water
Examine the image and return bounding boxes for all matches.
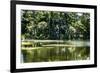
[21,40,90,63]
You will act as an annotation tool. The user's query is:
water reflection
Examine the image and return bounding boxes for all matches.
[21,40,90,63]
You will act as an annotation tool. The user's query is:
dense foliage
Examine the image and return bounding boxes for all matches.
[21,10,90,40]
[21,10,90,63]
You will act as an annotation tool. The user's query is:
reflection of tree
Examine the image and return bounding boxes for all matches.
[21,10,90,40]
[21,10,90,62]
[22,46,90,62]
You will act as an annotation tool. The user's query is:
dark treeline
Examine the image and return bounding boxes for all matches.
[21,10,90,40]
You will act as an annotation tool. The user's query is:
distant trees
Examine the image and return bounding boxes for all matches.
[21,10,90,40]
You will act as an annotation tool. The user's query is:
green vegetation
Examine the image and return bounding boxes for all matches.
[21,10,90,40]
[21,10,90,63]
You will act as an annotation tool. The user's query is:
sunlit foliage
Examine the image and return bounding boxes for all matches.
[21,10,90,63]
[21,10,90,40]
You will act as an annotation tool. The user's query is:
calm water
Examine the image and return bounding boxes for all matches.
[21,40,90,63]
